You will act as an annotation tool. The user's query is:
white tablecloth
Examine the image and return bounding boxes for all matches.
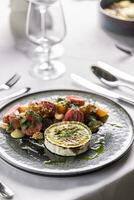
[0,0,134,200]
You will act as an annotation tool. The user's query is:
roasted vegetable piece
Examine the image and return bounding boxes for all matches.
[55,98,68,114]
[3,104,20,124]
[80,103,97,114]
[18,105,28,113]
[64,108,84,122]
[11,129,24,139]
[21,111,42,136]
[31,132,43,140]
[88,117,102,133]
[66,95,85,106]
[96,107,109,122]
[55,113,64,120]
[28,101,56,118]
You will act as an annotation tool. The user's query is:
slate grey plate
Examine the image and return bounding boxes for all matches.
[0,89,133,176]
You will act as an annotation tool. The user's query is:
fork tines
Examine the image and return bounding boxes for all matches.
[6,73,21,87]
[0,73,21,90]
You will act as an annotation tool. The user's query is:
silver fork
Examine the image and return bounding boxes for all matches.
[0,74,21,91]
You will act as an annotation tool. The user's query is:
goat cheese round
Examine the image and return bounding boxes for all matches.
[44,121,92,156]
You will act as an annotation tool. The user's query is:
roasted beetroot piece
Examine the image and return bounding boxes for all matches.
[64,109,84,122]
[21,111,42,136]
[3,105,20,124]
[66,95,85,106]
[28,101,56,118]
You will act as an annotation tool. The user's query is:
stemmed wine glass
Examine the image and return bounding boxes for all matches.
[26,0,66,80]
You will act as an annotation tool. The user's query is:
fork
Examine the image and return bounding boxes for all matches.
[0,74,21,91]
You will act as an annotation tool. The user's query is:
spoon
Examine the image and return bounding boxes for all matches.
[91,65,134,91]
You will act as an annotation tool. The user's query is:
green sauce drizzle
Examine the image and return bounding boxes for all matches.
[44,144,105,165]
[80,143,105,161]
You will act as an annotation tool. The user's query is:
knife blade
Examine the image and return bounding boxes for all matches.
[71,73,134,106]
[96,61,134,84]
[0,87,31,103]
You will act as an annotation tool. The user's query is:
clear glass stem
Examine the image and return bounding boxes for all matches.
[39,5,53,71]
[40,5,46,37]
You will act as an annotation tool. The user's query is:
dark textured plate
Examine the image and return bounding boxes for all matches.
[0,90,133,176]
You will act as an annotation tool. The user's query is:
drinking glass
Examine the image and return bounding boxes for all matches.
[26,0,66,80]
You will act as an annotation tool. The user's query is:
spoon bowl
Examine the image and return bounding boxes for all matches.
[99,77,123,88]
[91,65,134,91]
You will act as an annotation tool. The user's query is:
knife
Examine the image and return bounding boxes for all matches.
[0,181,14,199]
[71,73,134,106]
[95,61,134,84]
[0,87,31,103]
[0,87,31,110]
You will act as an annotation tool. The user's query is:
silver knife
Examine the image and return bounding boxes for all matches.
[0,87,31,103]
[71,73,134,105]
[96,61,134,84]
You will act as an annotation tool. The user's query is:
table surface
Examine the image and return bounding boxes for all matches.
[0,0,134,200]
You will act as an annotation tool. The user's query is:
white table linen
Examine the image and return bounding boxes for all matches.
[0,0,134,200]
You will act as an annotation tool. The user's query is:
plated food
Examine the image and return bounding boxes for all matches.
[0,90,133,175]
[0,95,108,156]
[104,0,134,21]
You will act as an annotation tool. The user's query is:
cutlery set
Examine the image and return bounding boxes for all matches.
[0,74,30,199]
[71,61,134,106]
[0,75,31,106]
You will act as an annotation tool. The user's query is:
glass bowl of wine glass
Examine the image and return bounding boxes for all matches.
[26,0,67,80]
